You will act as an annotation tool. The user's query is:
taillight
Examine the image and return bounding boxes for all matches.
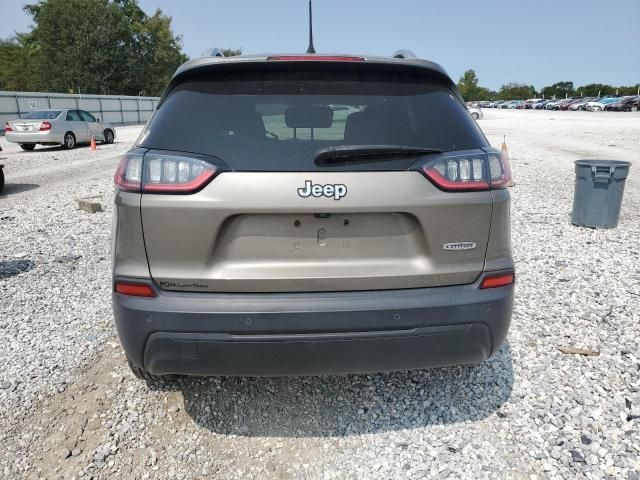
[479,272,515,289]
[487,151,513,188]
[267,55,365,62]
[39,121,52,131]
[142,154,217,193]
[114,153,218,194]
[114,281,156,297]
[423,156,489,191]
[4,122,12,132]
[114,153,143,192]
[421,150,512,192]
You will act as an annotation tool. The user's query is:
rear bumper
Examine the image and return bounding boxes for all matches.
[5,131,62,144]
[113,273,514,376]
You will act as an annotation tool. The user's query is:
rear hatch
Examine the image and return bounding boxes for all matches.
[133,60,498,293]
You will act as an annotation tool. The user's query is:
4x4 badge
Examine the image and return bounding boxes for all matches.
[297,180,347,200]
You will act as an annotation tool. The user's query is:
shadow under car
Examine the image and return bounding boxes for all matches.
[151,341,514,438]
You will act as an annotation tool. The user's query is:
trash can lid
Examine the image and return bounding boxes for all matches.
[575,159,631,168]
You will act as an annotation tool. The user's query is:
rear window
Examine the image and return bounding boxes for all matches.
[21,110,61,120]
[141,68,487,171]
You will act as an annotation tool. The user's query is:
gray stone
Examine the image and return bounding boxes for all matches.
[570,450,586,463]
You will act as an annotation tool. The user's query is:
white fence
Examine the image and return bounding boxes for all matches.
[0,91,160,133]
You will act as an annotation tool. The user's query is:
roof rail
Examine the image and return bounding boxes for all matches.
[391,49,417,59]
[202,48,224,57]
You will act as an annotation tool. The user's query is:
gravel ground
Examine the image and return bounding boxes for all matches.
[1,110,639,480]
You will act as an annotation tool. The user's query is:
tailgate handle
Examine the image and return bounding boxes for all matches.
[592,166,614,183]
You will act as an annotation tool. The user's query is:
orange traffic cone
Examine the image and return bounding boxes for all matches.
[90,136,97,152]
[500,135,514,187]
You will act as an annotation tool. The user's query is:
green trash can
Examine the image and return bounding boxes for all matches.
[572,160,631,229]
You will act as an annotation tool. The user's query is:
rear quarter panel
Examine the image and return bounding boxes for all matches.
[113,191,149,278]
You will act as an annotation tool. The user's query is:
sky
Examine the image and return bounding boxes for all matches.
[1,0,639,91]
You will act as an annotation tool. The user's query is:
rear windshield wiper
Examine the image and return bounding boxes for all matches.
[314,145,443,165]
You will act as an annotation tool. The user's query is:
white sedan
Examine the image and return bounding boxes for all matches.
[4,109,116,151]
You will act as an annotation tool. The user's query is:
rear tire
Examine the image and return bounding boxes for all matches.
[471,112,479,120]
[127,358,177,385]
[0,169,4,194]
[63,132,76,149]
[19,144,35,151]
[631,105,639,112]
[103,129,114,144]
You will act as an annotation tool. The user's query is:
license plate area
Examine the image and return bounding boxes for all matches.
[212,212,424,262]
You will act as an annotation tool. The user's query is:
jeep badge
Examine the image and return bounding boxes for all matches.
[297,180,347,200]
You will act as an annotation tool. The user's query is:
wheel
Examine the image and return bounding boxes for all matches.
[471,112,479,120]
[592,106,602,112]
[19,144,35,151]
[103,129,114,144]
[63,132,76,149]
[127,358,177,385]
[0,169,4,194]
[631,105,639,112]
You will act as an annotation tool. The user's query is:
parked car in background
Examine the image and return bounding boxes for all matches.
[559,98,583,110]
[525,99,544,109]
[604,96,640,112]
[3,109,116,150]
[533,99,553,109]
[568,97,596,110]
[459,95,638,113]
[585,97,620,111]
[503,100,525,109]
[546,98,570,110]
[467,106,484,119]
[623,96,639,112]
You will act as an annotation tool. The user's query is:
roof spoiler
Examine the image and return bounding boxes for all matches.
[391,49,417,59]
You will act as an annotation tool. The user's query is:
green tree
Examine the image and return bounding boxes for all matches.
[475,87,494,101]
[0,34,39,90]
[617,84,640,96]
[456,70,495,101]
[25,0,132,94]
[125,9,189,95]
[498,83,537,100]
[540,81,574,99]
[457,69,480,100]
[576,83,614,97]
[21,0,187,95]
[221,48,242,57]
